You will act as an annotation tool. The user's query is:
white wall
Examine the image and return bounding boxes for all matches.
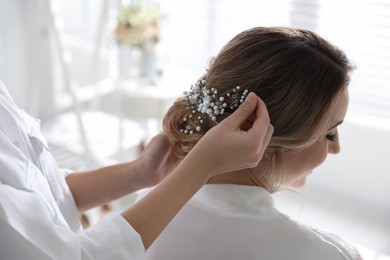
[0,0,55,118]
[0,0,30,110]
[302,114,390,213]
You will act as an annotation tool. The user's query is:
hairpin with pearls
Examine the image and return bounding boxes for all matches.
[180,73,249,135]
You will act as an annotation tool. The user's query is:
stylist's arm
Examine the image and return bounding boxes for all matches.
[0,89,272,260]
[122,92,273,249]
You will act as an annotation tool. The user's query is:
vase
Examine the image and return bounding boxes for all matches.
[139,46,159,80]
[117,44,158,81]
[117,45,142,79]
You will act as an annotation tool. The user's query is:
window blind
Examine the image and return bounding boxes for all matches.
[57,0,103,45]
[317,0,390,121]
[57,0,390,122]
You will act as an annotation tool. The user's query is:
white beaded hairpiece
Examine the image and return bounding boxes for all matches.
[181,70,249,134]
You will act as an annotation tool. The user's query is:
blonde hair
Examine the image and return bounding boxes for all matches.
[163,27,353,191]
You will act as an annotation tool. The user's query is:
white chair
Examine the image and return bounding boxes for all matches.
[42,0,147,171]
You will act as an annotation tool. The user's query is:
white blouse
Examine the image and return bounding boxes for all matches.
[0,80,144,260]
[145,184,362,260]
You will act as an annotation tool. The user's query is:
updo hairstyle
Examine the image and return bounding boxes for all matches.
[163,27,353,190]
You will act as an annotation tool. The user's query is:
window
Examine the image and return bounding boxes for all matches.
[161,0,390,125]
[318,0,390,123]
[57,0,390,124]
[54,0,117,86]
[57,0,104,49]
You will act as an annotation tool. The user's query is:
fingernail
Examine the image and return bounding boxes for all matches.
[246,92,255,102]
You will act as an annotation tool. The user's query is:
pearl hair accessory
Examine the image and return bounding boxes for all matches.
[180,72,249,135]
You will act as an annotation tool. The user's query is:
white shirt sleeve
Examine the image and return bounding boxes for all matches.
[0,183,145,260]
[0,79,145,259]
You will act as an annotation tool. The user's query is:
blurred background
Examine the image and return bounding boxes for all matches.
[0,0,389,259]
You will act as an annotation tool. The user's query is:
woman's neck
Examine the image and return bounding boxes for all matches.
[206,170,264,187]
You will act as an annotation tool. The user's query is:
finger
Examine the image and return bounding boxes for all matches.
[223,92,258,128]
[247,124,274,168]
[257,124,274,156]
[247,96,271,139]
[240,112,257,131]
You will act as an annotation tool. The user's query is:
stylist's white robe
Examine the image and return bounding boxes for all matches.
[0,80,144,260]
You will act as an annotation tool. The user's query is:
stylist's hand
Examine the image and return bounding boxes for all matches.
[183,92,273,177]
[137,133,179,187]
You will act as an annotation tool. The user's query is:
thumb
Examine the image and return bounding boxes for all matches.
[223,92,258,128]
